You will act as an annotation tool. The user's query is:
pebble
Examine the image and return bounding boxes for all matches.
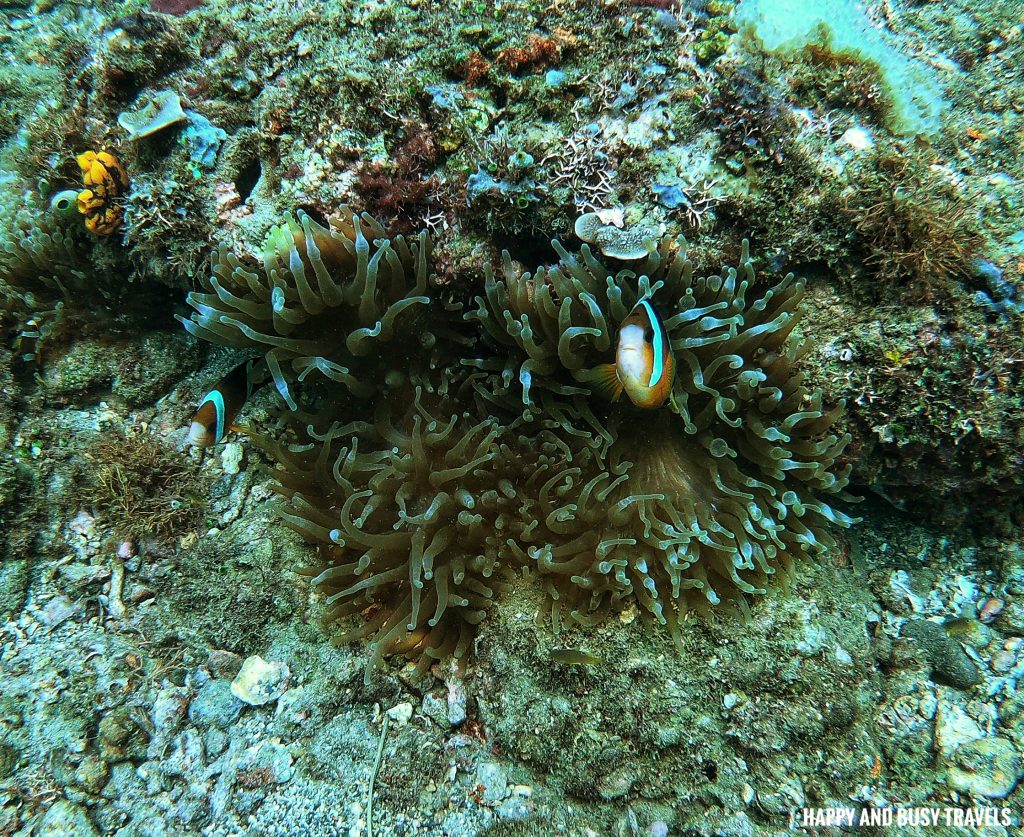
[900,619,981,689]
[220,442,244,475]
[230,656,290,706]
[205,727,229,759]
[189,679,243,728]
[935,698,984,758]
[37,799,100,837]
[58,564,111,588]
[208,649,244,679]
[447,678,467,727]
[39,594,80,628]
[990,649,1016,673]
[97,712,135,760]
[998,691,1024,727]
[74,754,110,794]
[947,737,1023,798]
[386,702,414,726]
[839,125,873,151]
[0,742,18,778]
[421,691,448,727]
[237,739,295,785]
[497,797,531,821]
[597,765,638,800]
[151,685,190,736]
[1000,599,1024,635]
[164,728,206,779]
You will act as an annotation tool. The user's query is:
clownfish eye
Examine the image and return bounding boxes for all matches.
[644,327,655,342]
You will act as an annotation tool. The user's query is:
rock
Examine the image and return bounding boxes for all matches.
[900,619,981,689]
[37,799,99,837]
[947,737,1023,798]
[237,739,294,785]
[58,564,111,588]
[230,655,290,706]
[220,442,244,475]
[39,594,80,628]
[935,698,984,758]
[1001,599,1024,635]
[574,212,659,260]
[998,691,1024,728]
[164,728,206,779]
[188,679,243,728]
[840,126,873,151]
[207,649,244,679]
[118,90,187,141]
[0,742,19,778]
[991,649,1016,673]
[422,691,448,727]
[205,727,229,759]
[475,760,508,804]
[447,678,467,727]
[497,797,531,821]
[98,711,134,754]
[386,702,414,726]
[273,686,315,733]
[74,754,110,794]
[597,765,638,800]
[151,685,190,737]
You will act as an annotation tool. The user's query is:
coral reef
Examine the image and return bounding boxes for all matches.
[0,182,175,364]
[4,0,1024,833]
[180,209,855,679]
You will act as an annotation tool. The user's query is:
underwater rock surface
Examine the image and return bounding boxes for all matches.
[1,0,1024,835]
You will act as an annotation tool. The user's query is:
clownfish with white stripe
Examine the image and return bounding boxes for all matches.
[586,298,676,409]
[187,360,257,447]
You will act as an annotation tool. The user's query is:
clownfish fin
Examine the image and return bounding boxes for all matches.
[228,422,253,438]
[580,363,623,402]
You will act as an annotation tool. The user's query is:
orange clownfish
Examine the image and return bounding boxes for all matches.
[187,360,256,447]
[588,298,676,409]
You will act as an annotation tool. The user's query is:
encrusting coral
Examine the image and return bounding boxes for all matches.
[179,210,856,681]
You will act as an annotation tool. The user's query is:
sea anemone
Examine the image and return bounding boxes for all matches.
[1,185,168,363]
[466,235,856,638]
[265,392,534,682]
[1,189,91,360]
[180,213,856,679]
[177,208,454,411]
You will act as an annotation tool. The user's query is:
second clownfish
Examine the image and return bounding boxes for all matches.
[187,360,258,447]
[587,298,676,409]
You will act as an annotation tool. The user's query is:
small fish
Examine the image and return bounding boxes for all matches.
[587,298,676,409]
[941,616,982,638]
[978,597,1004,625]
[188,360,256,447]
[550,648,602,666]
